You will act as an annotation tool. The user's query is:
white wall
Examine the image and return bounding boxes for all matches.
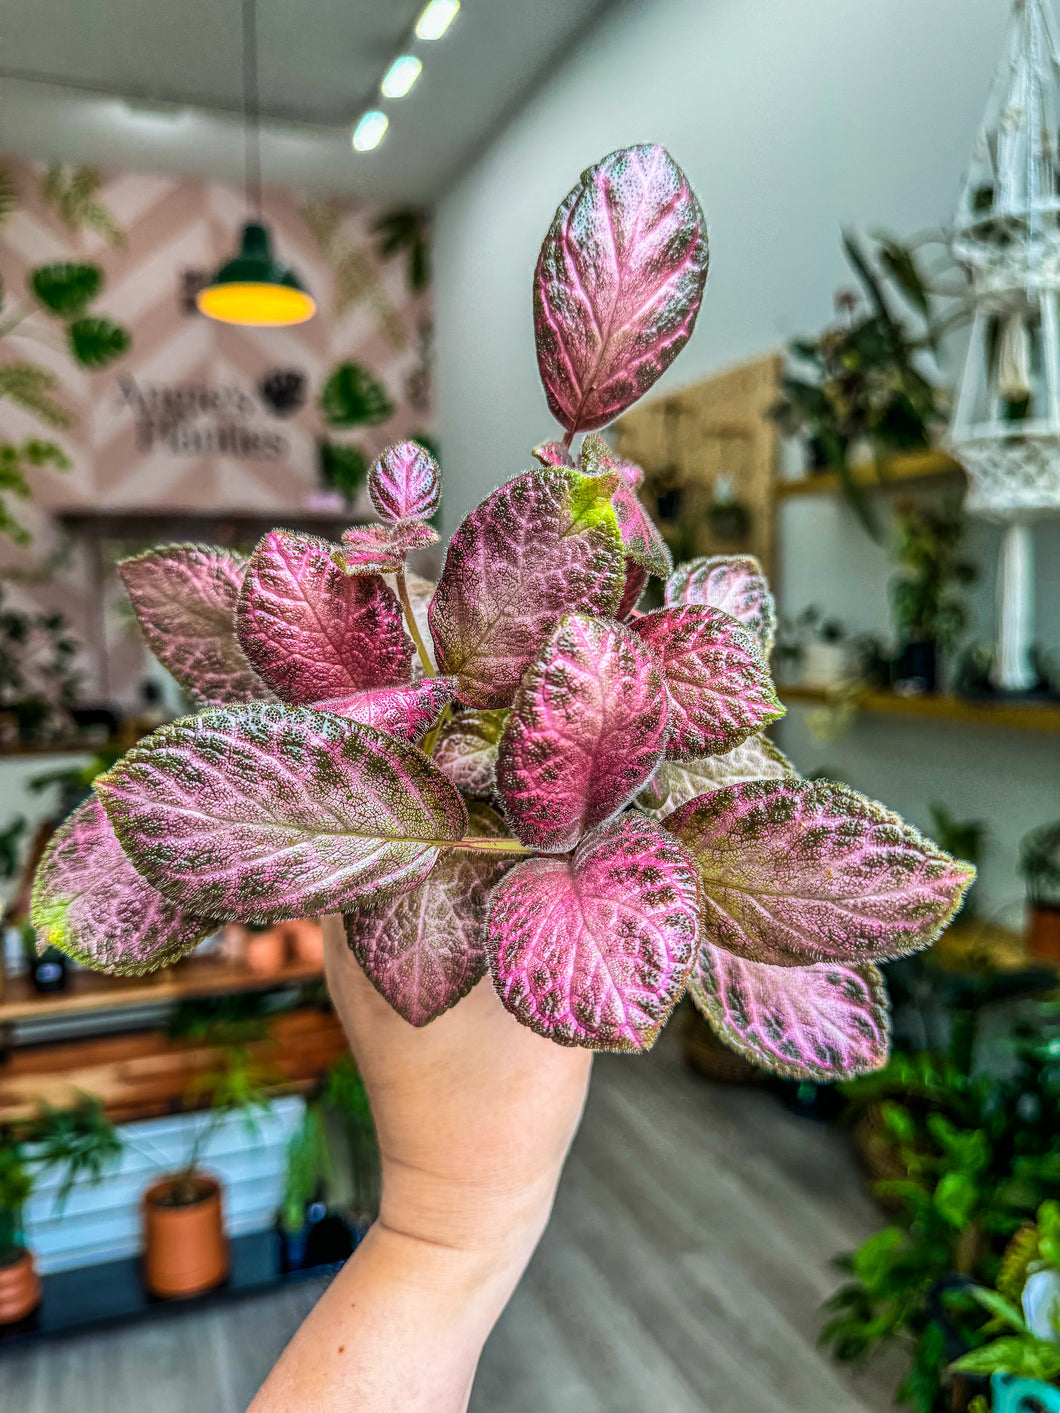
[434,0,1060,916]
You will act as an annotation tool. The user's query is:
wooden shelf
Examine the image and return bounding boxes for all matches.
[774,450,961,499]
[0,954,324,1025]
[778,683,1060,733]
[55,506,356,542]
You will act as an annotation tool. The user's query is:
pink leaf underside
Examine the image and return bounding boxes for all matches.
[237,530,412,704]
[119,545,269,706]
[31,795,212,975]
[428,468,624,708]
[637,734,797,821]
[432,708,509,799]
[497,613,669,853]
[533,143,709,434]
[630,606,783,760]
[531,441,575,468]
[368,441,441,523]
[664,555,777,655]
[345,802,513,1027]
[486,812,701,1052]
[337,521,438,575]
[580,433,668,576]
[617,558,648,619]
[95,703,468,923]
[665,778,976,968]
[315,677,456,742]
[691,944,891,1081]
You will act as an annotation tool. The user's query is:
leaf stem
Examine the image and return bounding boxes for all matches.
[445,836,532,855]
[394,565,435,677]
[420,701,451,758]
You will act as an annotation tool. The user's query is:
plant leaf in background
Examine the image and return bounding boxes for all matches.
[346,801,511,1027]
[432,708,509,799]
[95,704,468,922]
[428,468,625,707]
[665,779,975,966]
[0,165,16,225]
[41,164,126,248]
[237,530,412,703]
[314,677,455,742]
[29,262,103,318]
[0,362,72,428]
[68,316,131,369]
[580,433,672,577]
[371,208,431,293]
[486,812,700,1051]
[497,613,669,853]
[0,439,71,546]
[534,143,709,434]
[637,733,796,820]
[689,946,891,1081]
[119,545,269,706]
[368,440,441,522]
[317,441,368,504]
[630,605,783,759]
[664,553,777,655]
[319,362,394,428]
[31,796,213,973]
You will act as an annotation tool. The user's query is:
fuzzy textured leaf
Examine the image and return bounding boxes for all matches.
[534,144,708,433]
[580,434,669,575]
[486,813,700,1052]
[31,796,212,974]
[637,734,796,820]
[617,558,648,619]
[689,945,890,1081]
[368,441,441,523]
[433,708,509,798]
[531,441,574,468]
[95,704,468,922]
[337,521,438,575]
[497,614,669,853]
[630,606,783,759]
[119,545,269,706]
[664,554,777,654]
[315,677,455,742]
[428,468,624,707]
[665,779,975,966]
[345,802,513,1026]
[238,531,411,703]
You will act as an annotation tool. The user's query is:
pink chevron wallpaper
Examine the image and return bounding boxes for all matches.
[0,156,432,707]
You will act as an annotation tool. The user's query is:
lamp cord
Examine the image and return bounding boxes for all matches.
[243,0,262,215]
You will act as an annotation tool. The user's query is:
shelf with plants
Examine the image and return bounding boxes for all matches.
[774,449,962,500]
[776,684,1060,734]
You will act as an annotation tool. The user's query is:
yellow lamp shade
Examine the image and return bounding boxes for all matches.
[196,222,316,327]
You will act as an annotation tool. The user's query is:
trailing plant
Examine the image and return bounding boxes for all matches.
[890,497,976,656]
[29,146,971,1081]
[770,231,950,539]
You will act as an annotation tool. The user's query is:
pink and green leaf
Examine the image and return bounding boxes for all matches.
[580,433,669,576]
[31,795,213,974]
[630,605,783,759]
[368,440,441,523]
[336,521,438,576]
[532,441,575,468]
[637,734,796,820]
[119,545,269,706]
[486,812,700,1051]
[315,677,456,742]
[428,468,624,707]
[497,613,669,853]
[237,530,412,704]
[433,708,509,799]
[345,802,514,1027]
[534,144,709,433]
[665,779,975,967]
[690,945,891,1081]
[617,558,648,619]
[95,704,468,923]
[664,554,776,655]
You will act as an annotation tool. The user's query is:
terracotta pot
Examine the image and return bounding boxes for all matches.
[284,918,324,967]
[0,1247,41,1324]
[1028,902,1060,962]
[243,928,287,975]
[142,1174,228,1298]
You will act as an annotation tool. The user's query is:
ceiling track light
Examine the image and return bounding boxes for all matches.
[353,109,389,151]
[381,54,422,99]
[414,0,459,42]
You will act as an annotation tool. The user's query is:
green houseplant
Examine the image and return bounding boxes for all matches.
[889,497,976,695]
[1020,822,1060,962]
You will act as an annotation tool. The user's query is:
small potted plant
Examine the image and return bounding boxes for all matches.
[890,496,976,695]
[0,1096,122,1324]
[1019,822,1060,962]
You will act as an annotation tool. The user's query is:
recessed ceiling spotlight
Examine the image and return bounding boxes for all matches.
[415,0,459,41]
[380,55,423,99]
[353,109,389,151]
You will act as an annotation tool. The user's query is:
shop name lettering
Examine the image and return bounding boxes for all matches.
[116,377,289,459]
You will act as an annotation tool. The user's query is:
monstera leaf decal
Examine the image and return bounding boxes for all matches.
[319,362,394,428]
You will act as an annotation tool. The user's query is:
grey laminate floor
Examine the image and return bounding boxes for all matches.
[0,1037,900,1412]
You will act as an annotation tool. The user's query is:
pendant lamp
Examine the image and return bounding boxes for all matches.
[197,0,316,327]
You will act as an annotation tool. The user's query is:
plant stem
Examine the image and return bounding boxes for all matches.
[394,566,435,677]
[420,701,451,757]
[445,836,531,855]
[561,429,574,450]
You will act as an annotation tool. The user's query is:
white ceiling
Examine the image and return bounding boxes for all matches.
[0,0,617,203]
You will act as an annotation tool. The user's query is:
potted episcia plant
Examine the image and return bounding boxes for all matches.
[0,1096,122,1324]
[29,147,972,1098]
[1019,821,1060,962]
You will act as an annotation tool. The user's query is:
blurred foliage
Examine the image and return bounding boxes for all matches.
[1021,823,1060,906]
[40,165,125,248]
[372,208,430,293]
[30,262,103,318]
[0,586,81,742]
[890,496,976,653]
[0,439,70,546]
[317,440,368,505]
[319,362,394,429]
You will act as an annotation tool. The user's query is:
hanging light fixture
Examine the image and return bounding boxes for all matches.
[197,0,316,327]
